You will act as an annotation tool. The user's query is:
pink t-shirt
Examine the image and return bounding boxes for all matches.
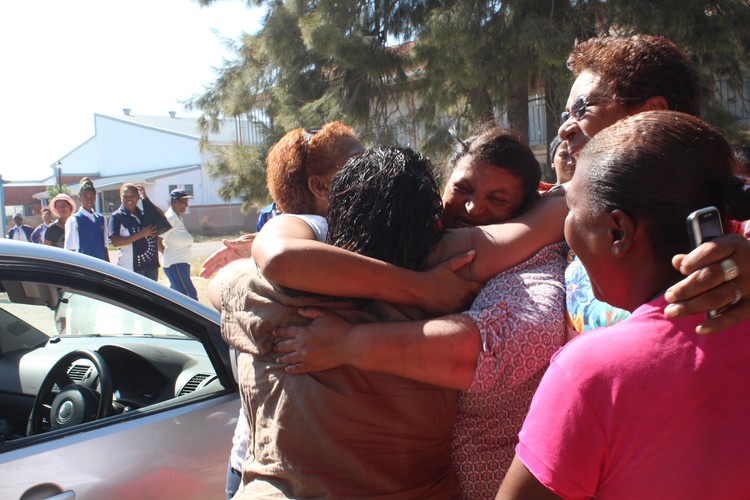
[516,296,750,499]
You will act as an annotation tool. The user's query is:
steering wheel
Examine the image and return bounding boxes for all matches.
[28,349,113,435]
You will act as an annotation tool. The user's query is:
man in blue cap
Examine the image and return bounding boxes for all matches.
[159,189,198,300]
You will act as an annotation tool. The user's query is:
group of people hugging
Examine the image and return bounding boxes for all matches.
[204,34,750,499]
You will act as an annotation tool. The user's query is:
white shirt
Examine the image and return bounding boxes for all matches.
[113,211,139,271]
[279,214,328,242]
[11,225,29,241]
[160,207,194,267]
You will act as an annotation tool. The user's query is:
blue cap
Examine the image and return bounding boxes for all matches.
[170,189,192,201]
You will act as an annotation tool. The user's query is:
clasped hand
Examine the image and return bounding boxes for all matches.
[274,308,352,373]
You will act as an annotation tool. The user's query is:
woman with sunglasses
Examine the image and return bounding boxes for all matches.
[555,34,750,336]
[556,35,750,338]
[498,111,750,499]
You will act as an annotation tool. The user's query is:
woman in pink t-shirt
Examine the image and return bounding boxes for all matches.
[498,111,750,499]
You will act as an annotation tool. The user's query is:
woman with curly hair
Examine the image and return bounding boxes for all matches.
[222,146,472,498]
[214,121,366,499]
[268,127,568,498]
[200,121,364,279]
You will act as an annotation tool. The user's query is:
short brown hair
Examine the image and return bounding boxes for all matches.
[266,121,359,214]
[568,35,701,116]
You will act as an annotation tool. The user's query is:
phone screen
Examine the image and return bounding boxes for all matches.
[687,207,723,248]
[700,219,723,241]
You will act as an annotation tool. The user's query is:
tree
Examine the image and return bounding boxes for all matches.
[588,0,750,141]
[191,0,750,204]
[46,184,70,198]
[189,0,420,208]
[412,1,575,151]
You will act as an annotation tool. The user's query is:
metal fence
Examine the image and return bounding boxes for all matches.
[715,77,750,129]
[527,94,547,146]
[234,109,272,147]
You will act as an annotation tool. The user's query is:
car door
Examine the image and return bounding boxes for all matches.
[0,247,240,500]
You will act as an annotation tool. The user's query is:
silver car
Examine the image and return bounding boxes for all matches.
[0,240,240,499]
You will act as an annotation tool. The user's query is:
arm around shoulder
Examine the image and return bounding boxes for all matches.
[471,195,567,282]
[277,309,481,390]
[252,215,435,305]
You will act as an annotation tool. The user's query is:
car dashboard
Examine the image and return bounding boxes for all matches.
[0,335,221,444]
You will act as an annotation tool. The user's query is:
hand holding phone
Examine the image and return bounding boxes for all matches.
[686,206,725,317]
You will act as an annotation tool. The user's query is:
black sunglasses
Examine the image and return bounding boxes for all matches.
[561,96,647,123]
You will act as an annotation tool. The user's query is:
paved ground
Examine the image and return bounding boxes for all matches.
[192,239,228,260]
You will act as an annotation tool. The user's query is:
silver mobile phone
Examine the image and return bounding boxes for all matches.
[686,206,724,317]
[687,206,724,248]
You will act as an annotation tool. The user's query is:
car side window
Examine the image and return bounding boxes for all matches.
[0,280,227,445]
[55,292,188,338]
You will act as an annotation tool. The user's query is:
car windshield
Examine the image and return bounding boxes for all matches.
[0,288,189,344]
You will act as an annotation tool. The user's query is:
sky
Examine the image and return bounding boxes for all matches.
[0,0,264,182]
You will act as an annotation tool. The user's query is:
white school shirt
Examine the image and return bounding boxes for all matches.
[11,226,29,241]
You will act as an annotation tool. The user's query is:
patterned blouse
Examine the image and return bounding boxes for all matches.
[565,253,630,333]
[452,242,568,499]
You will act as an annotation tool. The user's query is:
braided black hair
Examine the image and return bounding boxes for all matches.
[326,146,443,270]
[79,177,96,194]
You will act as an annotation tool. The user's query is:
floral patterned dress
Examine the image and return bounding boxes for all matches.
[565,253,630,333]
[452,242,568,499]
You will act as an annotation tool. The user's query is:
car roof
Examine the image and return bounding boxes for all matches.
[0,239,218,323]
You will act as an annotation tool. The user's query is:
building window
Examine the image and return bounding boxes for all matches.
[102,190,120,214]
[5,205,25,218]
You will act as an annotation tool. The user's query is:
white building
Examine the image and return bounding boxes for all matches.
[35,110,258,234]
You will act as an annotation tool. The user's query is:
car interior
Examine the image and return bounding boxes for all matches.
[0,278,226,446]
